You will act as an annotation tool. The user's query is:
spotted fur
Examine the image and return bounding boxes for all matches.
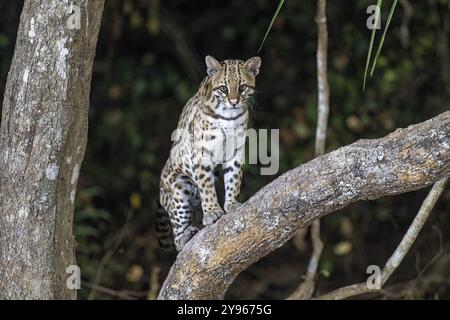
[157,56,261,251]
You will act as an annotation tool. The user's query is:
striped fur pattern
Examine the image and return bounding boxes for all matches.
[157,56,261,251]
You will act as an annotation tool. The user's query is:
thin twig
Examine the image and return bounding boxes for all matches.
[147,266,161,300]
[289,220,324,299]
[380,251,450,299]
[314,0,330,158]
[289,0,329,300]
[399,0,413,48]
[414,227,444,280]
[82,281,147,300]
[160,11,202,82]
[88,210,134,300]
[315,178,447,300]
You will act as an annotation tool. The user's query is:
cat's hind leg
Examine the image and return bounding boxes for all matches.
[168,177,199,251]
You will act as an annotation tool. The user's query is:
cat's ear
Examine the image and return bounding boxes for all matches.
[244,56,261,77]
[205,55,221,77]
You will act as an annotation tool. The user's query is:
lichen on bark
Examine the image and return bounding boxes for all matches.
[0,0,104,299]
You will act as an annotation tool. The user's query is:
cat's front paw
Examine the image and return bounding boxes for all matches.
[174,225,199,251]
[224,202,242,213]
[202,208,225,226]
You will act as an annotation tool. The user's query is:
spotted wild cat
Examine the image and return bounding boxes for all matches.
[156,55,261,251]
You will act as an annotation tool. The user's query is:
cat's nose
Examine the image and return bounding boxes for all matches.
[229,98,239,106]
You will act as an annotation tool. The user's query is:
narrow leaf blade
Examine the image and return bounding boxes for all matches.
[363,0,383,91]
[370,0,399,76]
[258,0,286,53]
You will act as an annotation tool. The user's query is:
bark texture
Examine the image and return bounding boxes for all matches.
[158,111,450,300]
[0,0,104,299]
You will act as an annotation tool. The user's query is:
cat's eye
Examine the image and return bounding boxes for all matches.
[219,85,228,93]
[238,84,247,93]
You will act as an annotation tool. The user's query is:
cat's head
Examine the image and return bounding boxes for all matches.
[205,56,261,109]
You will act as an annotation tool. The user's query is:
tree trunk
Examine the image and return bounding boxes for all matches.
[0,0,104,299]
[158,111,450,299]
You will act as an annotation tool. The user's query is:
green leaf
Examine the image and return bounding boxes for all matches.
[258,0,285,53]
[363,0,383,92]
[320,259,334,278]
[76,225,99,237]
[370,0,399,76]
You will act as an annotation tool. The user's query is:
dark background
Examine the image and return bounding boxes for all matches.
[1,0,449,299]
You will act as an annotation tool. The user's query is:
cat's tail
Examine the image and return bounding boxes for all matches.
[155,200,175,252]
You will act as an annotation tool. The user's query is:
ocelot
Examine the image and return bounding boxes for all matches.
[156,56,261,251]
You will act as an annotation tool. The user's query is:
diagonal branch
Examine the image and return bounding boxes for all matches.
[158,111,450,300]
[315,178,447,300]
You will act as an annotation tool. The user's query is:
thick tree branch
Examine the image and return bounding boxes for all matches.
[158,111,450,300]
[0,0,104,299]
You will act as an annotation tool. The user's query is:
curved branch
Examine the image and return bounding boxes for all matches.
[158,111,450,300]
[315,177,447,300]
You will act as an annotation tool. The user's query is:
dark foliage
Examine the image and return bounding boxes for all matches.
[0,0,449,299]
